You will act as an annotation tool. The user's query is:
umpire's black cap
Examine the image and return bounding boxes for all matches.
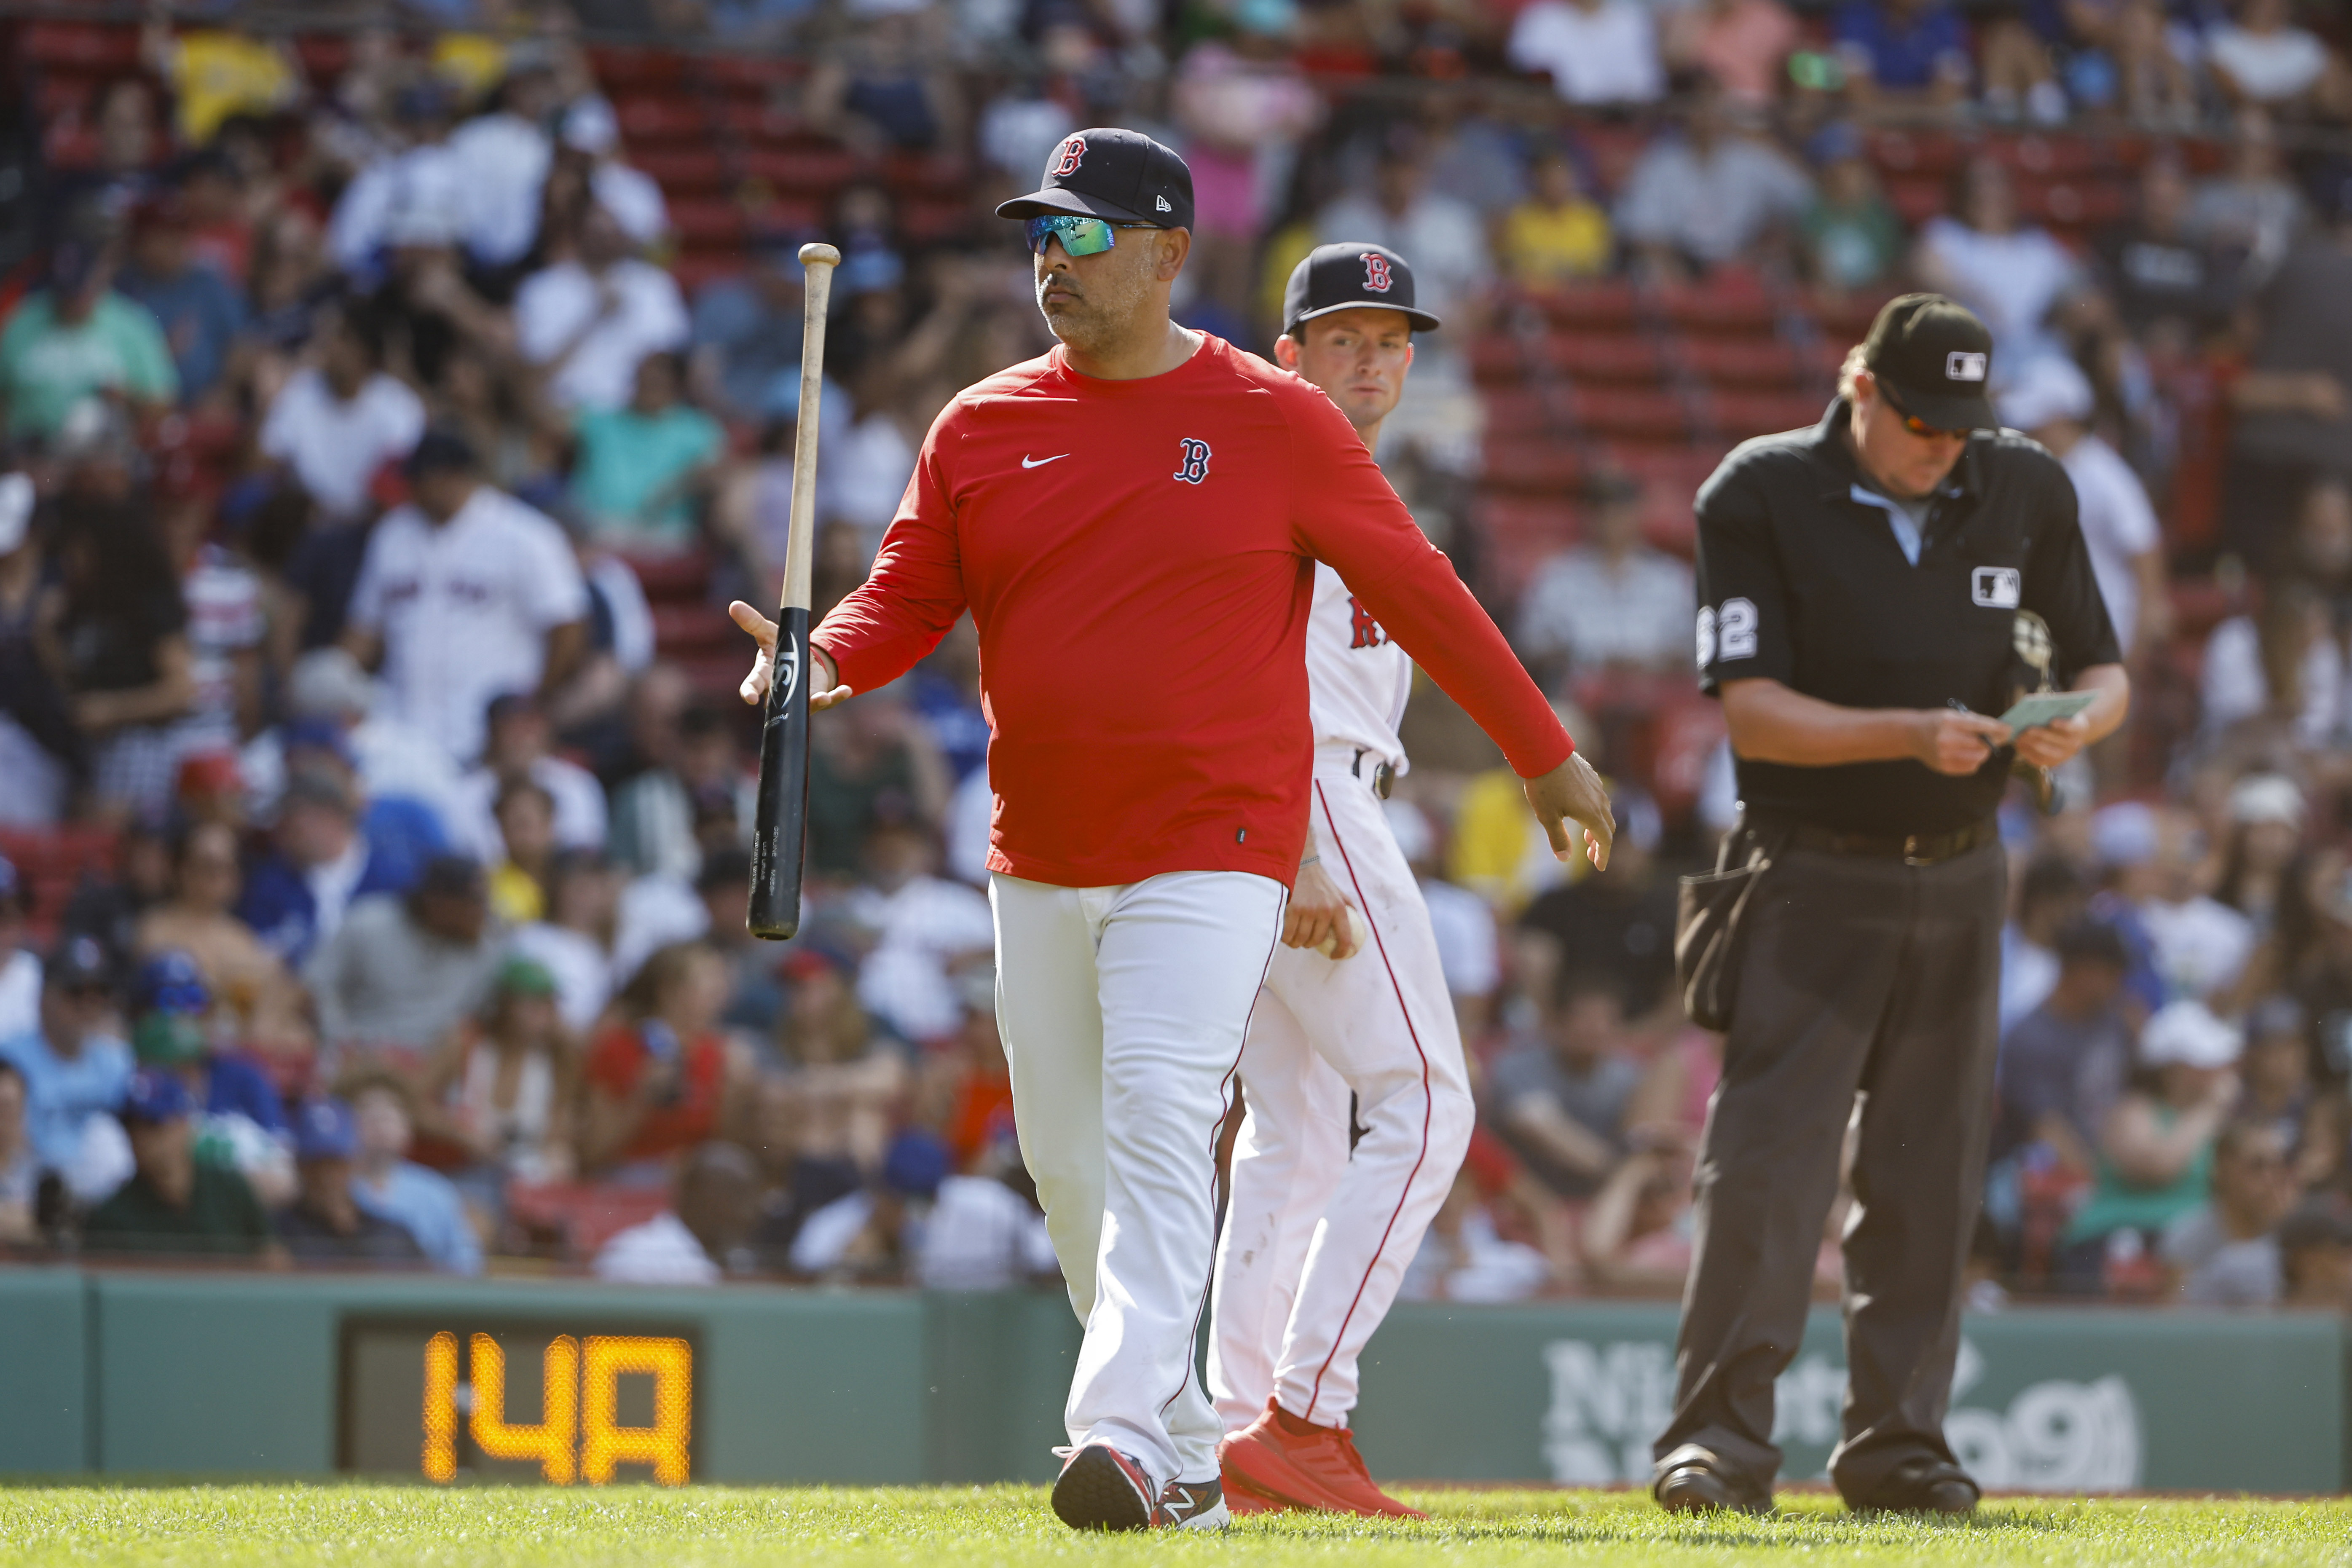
[1282,243,1442,339]
[995,128,1194,230]
[1861,293,1998,432]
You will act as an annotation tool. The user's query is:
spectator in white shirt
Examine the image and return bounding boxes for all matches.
[1516,472,1695,684]
[1914,156,2080,367]
[451,692,609,865]
[514,200,690,413]
[446,58,562,273]
[594,1141,764,1284]
[2001,356,2171,660]
[2205,0,2336,112]
[2201,578,2341,751]
[257,304,425,521]
[341,430,590,765]
[845,818,996,1045]
[1507,0,1665,107]
[1614,85,1813,278]
[327,83,470,284]
[555,97,671,249]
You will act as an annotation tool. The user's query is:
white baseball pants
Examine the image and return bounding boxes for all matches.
[990,869,1286,1489]
[1208,764,1476,1431]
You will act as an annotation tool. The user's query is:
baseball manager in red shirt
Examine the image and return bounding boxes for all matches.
[731,126,1614,1532]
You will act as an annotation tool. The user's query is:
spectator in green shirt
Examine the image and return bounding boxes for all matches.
[568,351,724,552]
[1801,124,1905,294]
[0,234,179,443]
[81,1068,279,1262]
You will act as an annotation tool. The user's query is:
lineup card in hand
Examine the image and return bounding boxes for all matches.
[1998,691,2098,731]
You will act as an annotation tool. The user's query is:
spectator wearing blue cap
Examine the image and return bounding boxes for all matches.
[274,1096,428,1268]
[235,766,417,969]
[788,1128,952,1281]
[0,935,134,1203]
[81,1068,276,1260]
[341,1072,482,1276]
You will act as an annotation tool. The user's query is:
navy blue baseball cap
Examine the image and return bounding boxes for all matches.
[995,127,1194,231]
[293,1096,359,1161]
[1282,242,1442,340]
[136,950,211,1016]
[46,934,110,992]
[121,1067,193,1126]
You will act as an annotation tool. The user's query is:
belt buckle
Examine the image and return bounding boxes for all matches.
[1903,834,1927,867]
[1372,761,1395,800]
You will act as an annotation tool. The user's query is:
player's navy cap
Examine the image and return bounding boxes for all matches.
[1282,243,1442,339]
[293,1096,359,1161]
[120,1067,193,1126]
[1861,293,1997,432]
[995,128,1194,230]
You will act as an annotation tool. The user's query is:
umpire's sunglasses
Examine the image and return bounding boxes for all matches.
[1023,214,1159,258]
[1877,379,1973,441]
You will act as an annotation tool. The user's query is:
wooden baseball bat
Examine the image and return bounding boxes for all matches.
[748,241,841,940]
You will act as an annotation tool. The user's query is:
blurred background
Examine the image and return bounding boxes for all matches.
[0,0,2348,1324]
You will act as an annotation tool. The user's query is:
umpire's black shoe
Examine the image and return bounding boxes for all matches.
[1845,1459,1981,1516]
[1654,1461,1772,1516]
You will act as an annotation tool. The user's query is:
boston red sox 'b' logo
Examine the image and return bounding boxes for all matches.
[1349,596,1387,649]
[1050,135,1086,177]
[1361,253,1393,293]
[1173,438,1212,484]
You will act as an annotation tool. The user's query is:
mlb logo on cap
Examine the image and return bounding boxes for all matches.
[1946,351,1988,382]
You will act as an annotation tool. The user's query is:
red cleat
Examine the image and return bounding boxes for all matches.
[1220,1470,1288,1517]
[1217,1399,1427,1519]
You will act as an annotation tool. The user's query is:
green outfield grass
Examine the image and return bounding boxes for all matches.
[2,1485,2348,1568]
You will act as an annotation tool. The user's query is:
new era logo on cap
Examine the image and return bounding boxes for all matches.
[1946,351,1988,382]
[996,126,1195,231]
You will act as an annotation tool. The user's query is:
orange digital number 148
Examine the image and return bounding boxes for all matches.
[421,1332,692,1485]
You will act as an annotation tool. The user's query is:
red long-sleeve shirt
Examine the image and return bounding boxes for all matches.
[812,335,1571,890]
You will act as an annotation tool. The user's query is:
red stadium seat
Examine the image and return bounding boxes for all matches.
[669,198,748,247]
[1480,440,1583,495]
[1811,288,1901,343]
[2017,177,2131,227]
[1481,387,1558,438]
[669,253,747,295]
[1867,127,1966,177]
[586,45,687,91]
[1993,132,2108,178]
[899,196,976,244]
[614,94,709,144]
[1548,332,1669,384]
[1652,279,1778,336]
[1567,386,1692,441]
[635,147,731,193]
[1470,335,1531,384]
[0,826,120,942]
[704,56,806,96]
[1706,389,1829,440]
[18,22,140,71]
[617,548,714,605]
[1677,336,1807,388]
[651,602,737,656]
[883,152,972,197]
[1886,175,1952,225]
[505,1181,673,1261]
[740,146,863,194]
[1523,279,1640,331]
[293,35,351,82]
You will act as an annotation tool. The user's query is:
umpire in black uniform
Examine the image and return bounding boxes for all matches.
[1654,296,2129,1516]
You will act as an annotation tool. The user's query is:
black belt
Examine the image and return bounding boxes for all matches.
[1768,816,1999,867]
[1350,749,1395,799]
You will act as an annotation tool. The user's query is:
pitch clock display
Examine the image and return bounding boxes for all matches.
[339,1319,700,1485]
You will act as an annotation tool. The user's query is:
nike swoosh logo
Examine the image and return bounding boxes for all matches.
[1022,453,1070,469]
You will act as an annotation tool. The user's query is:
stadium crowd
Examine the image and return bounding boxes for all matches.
[0,0,2349,1309]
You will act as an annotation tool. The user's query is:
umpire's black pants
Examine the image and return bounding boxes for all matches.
[1652,834,2004,1504]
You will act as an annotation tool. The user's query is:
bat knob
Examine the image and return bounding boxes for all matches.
[799,242,842,269]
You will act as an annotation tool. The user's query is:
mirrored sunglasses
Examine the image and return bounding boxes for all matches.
[1879,381,1972,442]
[1022,214,1157,258]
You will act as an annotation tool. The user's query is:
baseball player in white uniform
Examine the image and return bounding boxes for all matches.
[1210,243,1469,1519]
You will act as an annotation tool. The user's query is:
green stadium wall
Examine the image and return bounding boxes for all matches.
[0,1270,2342,1493]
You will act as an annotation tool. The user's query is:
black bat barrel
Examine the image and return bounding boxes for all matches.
[747,606,813,939]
